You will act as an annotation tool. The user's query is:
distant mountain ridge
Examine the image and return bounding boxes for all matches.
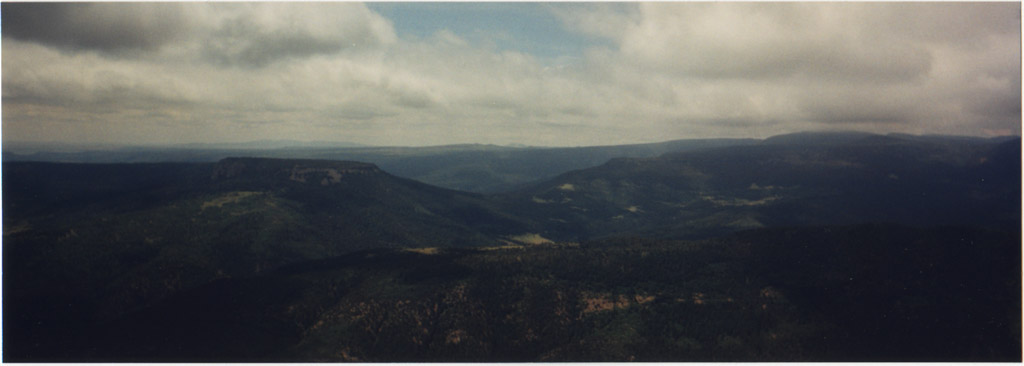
[173,139,369,150]
[4,137,760,193]
[7,132,1016,250]
[762,130,1017,145]
[211,157,381,184]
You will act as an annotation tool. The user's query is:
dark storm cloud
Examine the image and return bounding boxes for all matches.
[2,3,190,53]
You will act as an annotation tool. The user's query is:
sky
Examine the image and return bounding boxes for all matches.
[2,2,1020,147]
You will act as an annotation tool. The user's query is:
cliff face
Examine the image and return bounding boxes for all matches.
[212,157,382,185]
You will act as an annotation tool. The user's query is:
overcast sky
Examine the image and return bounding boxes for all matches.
[2,2,1020,147]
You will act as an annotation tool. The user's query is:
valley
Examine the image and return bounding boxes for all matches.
[3,138,758,193]
[3,132,1021,361]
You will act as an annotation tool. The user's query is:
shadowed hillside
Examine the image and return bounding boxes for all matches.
[4,157,535,360]
[6,225,1018,362]
[4,138,759,193]
[502,133,1020,241]
[3,133,1020,362]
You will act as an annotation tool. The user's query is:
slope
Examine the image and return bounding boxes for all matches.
[3,157,532,360]
[4,138,758,193]
[3,133,1020,362]
[14,224,1018,362]
[502,133,1020,240]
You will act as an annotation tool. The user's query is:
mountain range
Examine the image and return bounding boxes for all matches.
[4,137,757,193]
[3,131,1020,361]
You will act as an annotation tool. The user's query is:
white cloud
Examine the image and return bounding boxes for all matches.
[2,3,1019,146]
[194,3,397,67]
[554,2,1020,138]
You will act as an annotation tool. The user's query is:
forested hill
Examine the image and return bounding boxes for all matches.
[501,133,1020,240]
[6,225,1020,361]
[3,132,1020,361]
[3,138,759,193]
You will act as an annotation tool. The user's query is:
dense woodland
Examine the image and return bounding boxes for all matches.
[3,132,1020,361]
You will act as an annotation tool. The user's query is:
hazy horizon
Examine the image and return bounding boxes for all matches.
[3,129,1021,153]
[3,2,1020,147]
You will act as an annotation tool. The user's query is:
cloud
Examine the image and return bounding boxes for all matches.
[2,39,198,109]
[564,3,939,82]
[2,3,1019,146]
[2,3,192,53]
[1,2,396,67]
[555,2,1020,136]
[197,3,397,67]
